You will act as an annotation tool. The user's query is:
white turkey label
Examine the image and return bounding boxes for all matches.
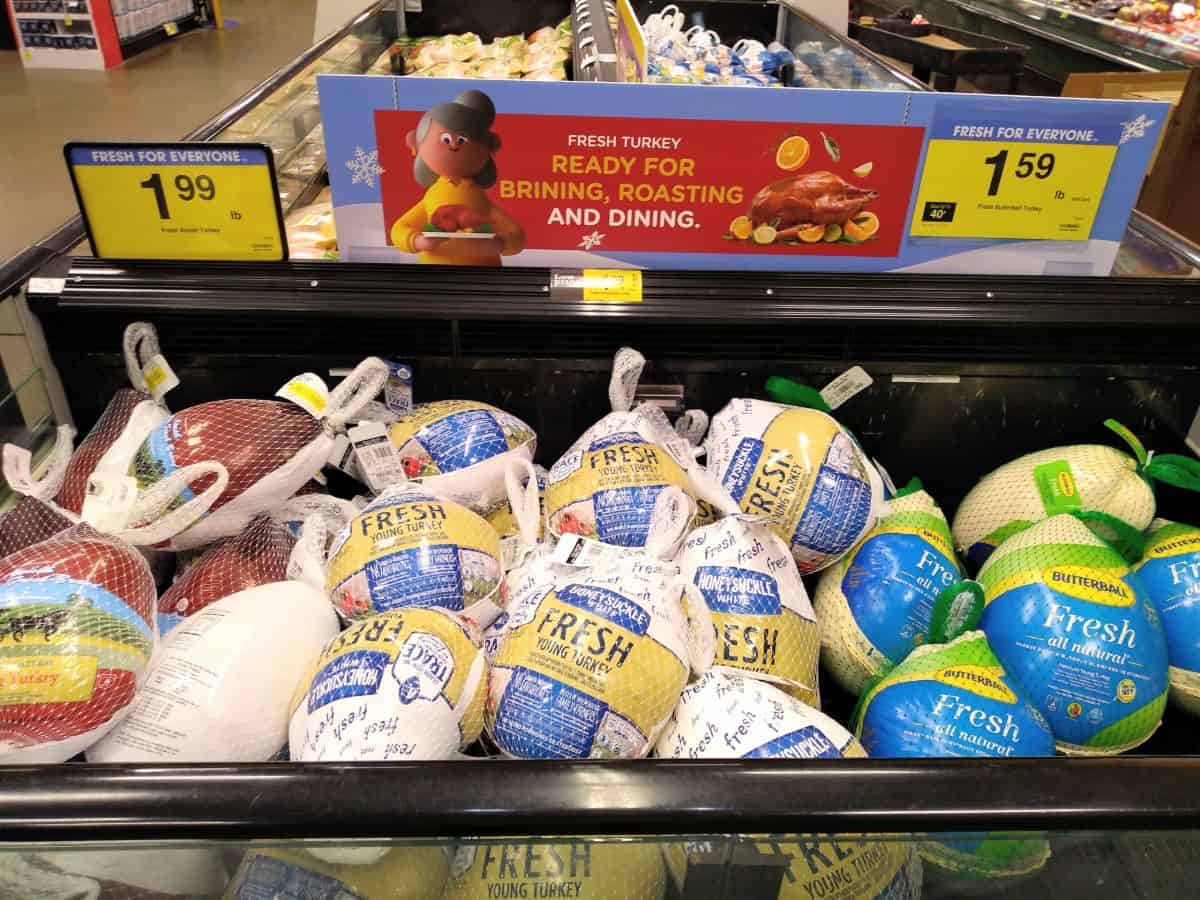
[393,631,455,705]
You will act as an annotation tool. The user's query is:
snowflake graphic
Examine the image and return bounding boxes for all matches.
[578,230,605,250]
[346,146,384,187]
[1120,114,1156,145]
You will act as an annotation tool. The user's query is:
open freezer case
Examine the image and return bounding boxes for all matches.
[1,2,1200,897]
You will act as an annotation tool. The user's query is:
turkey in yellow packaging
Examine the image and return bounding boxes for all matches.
[225,846,449,899]
[445,840,666,900]
[486,555,708,759]
[326,485,503,625]
[288,608,486,761]
[705,398,884,575]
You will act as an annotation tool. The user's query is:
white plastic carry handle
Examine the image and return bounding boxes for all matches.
[113,461,230,546]
[324,357,390,431]
[608,347,646,413]
[503,457,543,551]
[288,512,334,591]
[122,322,161,395]
[2,423,76,501]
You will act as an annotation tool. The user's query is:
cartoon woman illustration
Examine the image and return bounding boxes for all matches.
[390,89,525,266]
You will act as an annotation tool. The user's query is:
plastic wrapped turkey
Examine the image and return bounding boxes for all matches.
[106,357,388,550]
[1136,520,1200,715]
[0,523,157,763]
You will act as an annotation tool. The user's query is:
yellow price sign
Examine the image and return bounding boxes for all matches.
[581,268,643,302]
[65,142,287,261]
[910,139,1116,242]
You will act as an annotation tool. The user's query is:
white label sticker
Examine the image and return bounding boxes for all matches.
[349,420,406,492]
[81,473,139,532]
[275,373,329,418]
[141,353,179,402]
[820,365,873,410]
[551,533,625,568]
[327,433,360,480]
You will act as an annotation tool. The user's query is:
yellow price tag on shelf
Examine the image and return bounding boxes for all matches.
[910,139,1116,242]
[65,142,286,261]
[164,20,179,36]
[581,269,643,302]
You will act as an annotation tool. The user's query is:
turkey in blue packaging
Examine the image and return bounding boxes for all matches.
[99,357,387,551]
[545,348,714,550]
[388,399,536,510]
[815,486,963,695]
[325,484,503,625]
[705,397,884,574]
[977,513,1168,755]
[676,515,821,706]
[1135,519,1200,715]
[856,630,1054,878]
[486,547,711,759]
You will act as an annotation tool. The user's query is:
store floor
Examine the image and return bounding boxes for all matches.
[0,0,320,263]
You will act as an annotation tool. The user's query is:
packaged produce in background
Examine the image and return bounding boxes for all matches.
[677,517,822,706]
[815,485,962,696]
[977,514,1169,755]
[288,608,487,762]
[706,397,884,574]
[285,190,338,261]
[383,18,571,82]
[386,399,537,511]
[226,846,450,900]
[856,630,1055,878]
[88,578,339,762]
[1135,519,1200,715]
[0,523,157,763]
[325,485,504,624]
[446,840,666,900]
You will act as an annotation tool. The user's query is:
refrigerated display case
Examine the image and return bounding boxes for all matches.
[1,3,1200,897]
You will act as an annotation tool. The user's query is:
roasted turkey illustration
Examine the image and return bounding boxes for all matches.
[430,204,488,232]
[750,171,879,229]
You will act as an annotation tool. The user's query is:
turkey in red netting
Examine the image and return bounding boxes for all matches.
[156,515,297,634]
[0,495,74,560]
[0,523,156,763]
[56,388,148,516]
[750,171,879,228]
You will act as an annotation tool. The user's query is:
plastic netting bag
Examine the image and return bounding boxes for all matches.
[856,630,1054,878]
[288,607,487,761]
[486,546,712,759]
[387,399,537,511]
[156,514,298,636]
[977,514,1168,755]
[677,516,821,706]
[0,495,74,561]
[545,348,727,550]
[815,487,963,696]
[705,397,885,575]
[322,484,504,626]
[88,578,338,763]
[0,523,156,763]
[100,357,387,551]
[1135,519,1200,715]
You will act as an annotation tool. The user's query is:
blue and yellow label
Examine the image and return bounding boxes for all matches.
[546,433,691,548]
[446,841,665,900]
[1137,522,1200,673]
[327,491,501,620]
[978,531,1168,751]
[488,582,688,759]
[388,400,535,478]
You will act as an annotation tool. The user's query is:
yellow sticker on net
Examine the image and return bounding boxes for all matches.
[0,655,98,706]
[910,140,1116,241]
[65,142,286,261]
[582,269,643,303]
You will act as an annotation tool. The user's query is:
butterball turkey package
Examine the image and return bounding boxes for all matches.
[677,516,821,706]
[545,348,722,551]
[88,580,338,762]
[325,484,504,625]
[856,630,1054,878]
[445,841,666,900]
[656,671,857,760]
[705,397,885,574]
[0,523,157,763]
[1135,520,1200,715]
[109,356,388,551]
[977,514,1168,755]
[227,847,449,900]
[288,608,487,761]
[486,553,711,759]
[388,399,537,510]
[815,487,963,696]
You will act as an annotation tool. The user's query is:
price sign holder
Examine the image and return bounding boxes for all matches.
[64,142,288,261]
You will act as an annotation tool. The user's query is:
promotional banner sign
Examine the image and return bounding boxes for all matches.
[319,77,1166,274]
